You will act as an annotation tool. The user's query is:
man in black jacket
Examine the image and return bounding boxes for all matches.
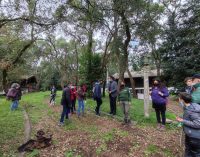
[59,84,71,126]
[176,92,200,156]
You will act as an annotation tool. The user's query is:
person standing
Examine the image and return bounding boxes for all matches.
[118,81,131,124]
[93,80,102,116]
[191,74,200,104]
[176,92,200,156]
[108,75,118,115]
[77,86,85,118]
[49,85,57,106]
[70,84,77,113]
[7,83,21,111]
[59,84,71,126]
[151,79,169,130]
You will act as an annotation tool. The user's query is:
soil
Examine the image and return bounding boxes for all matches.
[26,100,183,157]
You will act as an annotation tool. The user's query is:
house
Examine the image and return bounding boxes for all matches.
[112,69,159,94]
[20,75,38,92]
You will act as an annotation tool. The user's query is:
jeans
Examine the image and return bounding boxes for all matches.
[95,98,102,115]
[154,104,166,125]
[185,135,200,157]
[77,100,84,116]
[11,100,19,110]
[71,99,76,112]
[50,95,56,104]
[120,101,130,122]
[109,95,116,115]
[60,104,68,123]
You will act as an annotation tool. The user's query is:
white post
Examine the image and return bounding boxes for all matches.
[143,66,150,118]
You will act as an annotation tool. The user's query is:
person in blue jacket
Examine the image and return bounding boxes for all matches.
[176,92,200,157]
[93,80,102,116]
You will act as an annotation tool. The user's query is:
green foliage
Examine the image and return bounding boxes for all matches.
[79,49,103,96]
[161,1,200,87]
[27,149,40,157]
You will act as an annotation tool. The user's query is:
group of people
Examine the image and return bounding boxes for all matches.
[58,83,87,126]
[6,74,199,156]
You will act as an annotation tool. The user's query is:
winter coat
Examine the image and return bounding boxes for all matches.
[118,87,131,102]
[93,82,101,99]
[151,86,169,105]
[192,83,200,104]
[183,103,200,139]
[108,81,118,98]
[61,87,71,107]
[7,83,21,101]
[70,87,77,101]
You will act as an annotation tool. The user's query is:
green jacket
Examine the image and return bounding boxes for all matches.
[118,87,131,102]
[192,83,200,104]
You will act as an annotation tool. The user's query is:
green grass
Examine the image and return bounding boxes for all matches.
[144,144,174,157]
[0,91,177,156]
[86,96,176,126]
[0,98,24,156]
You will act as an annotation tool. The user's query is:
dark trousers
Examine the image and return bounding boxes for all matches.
[71,99,76,112]
[154,104,166,125]
[109,95,116,115]
[95,98,102,115]
[185,135,200,157]
[50,95,56,103]
[60,104,69,123]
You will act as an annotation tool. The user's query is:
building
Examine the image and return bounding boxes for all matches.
[112,69,159,94]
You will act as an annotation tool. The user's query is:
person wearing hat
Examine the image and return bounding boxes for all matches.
[108,75,118,115]
[191,74,200,104]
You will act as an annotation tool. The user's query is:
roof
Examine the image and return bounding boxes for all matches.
[113,69,160,79]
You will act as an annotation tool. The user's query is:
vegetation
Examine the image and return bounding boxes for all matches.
[0,91,179,156]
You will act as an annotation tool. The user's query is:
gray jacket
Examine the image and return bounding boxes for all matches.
[108,81,118,98]
[183,103,200,139]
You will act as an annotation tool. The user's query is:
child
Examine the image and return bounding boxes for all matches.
[176,92,200,156]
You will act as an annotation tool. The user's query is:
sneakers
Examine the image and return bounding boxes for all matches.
[160,125,166,131]
[157,123,161,130]
[58,122,64,126]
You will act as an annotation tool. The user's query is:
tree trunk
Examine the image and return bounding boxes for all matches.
[75,43,79,86]
[2,69,8,92]
[127,68,137,97]
[155,62,161,77]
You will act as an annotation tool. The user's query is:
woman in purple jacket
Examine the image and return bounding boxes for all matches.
[151,79,169,131]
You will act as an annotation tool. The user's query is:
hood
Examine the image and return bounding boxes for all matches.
[11,83,20,88]
[186,103,200,113]
[193,83,200,89]
[95,82,100,85]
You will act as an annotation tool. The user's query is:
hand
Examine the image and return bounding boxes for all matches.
[158,91,163,96]
[176,117,183,122]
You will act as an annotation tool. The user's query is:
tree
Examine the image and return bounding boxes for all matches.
[160,0,200,87]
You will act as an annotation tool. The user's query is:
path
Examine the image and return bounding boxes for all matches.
[25,99,183,157]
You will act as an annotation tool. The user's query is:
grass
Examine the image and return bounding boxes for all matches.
[144,144,174,157]
[0,98,24,156]
[0,91,177,156]
[86,95,176,126]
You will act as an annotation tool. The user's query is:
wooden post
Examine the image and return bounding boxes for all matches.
[143,66,150,118]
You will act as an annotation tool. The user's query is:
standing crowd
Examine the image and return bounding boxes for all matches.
[5,74,200,156]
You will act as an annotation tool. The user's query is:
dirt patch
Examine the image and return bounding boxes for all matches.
[25,99,182,157]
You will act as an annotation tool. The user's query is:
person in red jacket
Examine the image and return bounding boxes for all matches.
[70,84,77,113]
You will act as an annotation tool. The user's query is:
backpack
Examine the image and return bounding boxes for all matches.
[6,88,17,99]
